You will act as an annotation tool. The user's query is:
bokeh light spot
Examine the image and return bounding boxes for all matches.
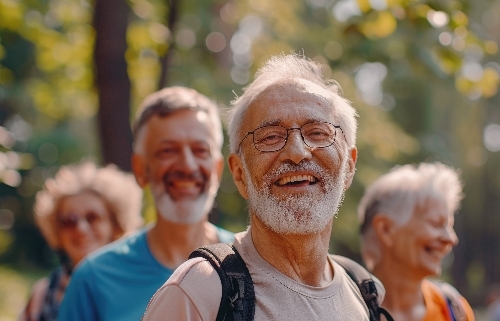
[206,32,226,52]
[230,32,251,55]
[175,28,196,49]
[332,0,361,22]
[484,124,500,152]
[324,41,343,60]
[0,209,14,230]
[439,32,452,46]
[427,10,449,28]
[2,170,21,187]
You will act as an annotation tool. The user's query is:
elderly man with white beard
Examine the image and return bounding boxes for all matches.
[58,87,234,321]
[142,54,387,321]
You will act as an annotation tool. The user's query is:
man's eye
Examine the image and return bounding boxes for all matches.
[157,148,176,157]
[193,148,210,157]
[307,130,329,140]
[258,133,286,145]
[303,126,332,140]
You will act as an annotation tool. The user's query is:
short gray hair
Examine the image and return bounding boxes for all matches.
[227,53,357,153]
[34,161,144,250]
[358,162,464,270]
[133,86,223,153]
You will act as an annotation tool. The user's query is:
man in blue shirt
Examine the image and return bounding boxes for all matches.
[58,87,234,321]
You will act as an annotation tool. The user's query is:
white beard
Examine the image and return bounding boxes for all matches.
[151,172,219,224]
[243,155,348,235]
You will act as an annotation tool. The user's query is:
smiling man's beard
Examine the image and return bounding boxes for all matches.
[150,171,219,224]
[242,155,348,235]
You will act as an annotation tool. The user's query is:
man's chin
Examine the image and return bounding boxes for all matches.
[254,210,332,235]
[156,194,214,224]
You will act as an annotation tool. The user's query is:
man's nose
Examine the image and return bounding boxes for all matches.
[178,147,198,172]
[278,129,312,164]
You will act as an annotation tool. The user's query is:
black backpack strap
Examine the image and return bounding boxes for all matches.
[188,243,255,321]
[331,255,394,321]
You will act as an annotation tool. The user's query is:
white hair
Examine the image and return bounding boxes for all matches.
[227,53,357,153]
[34,161,144,249]
[358,162,464,270]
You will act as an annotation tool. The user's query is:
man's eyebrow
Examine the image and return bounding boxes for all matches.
[304,117,325,123]
[257,117,327,128]
[157,139,176,145]
[257,119,281,127]
[157,139,211,146]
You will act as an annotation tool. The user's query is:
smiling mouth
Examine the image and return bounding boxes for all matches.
[166,180,204,200]
[275,174,318,186]
[424,246,449,260]
[162,171,207,199]
[170,181,200,189]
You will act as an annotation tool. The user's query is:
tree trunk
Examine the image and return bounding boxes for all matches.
[159,0,180,89]
[93,0,132,171]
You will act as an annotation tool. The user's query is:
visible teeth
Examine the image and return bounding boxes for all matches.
[277,175,316,185]
[173,181,196,188]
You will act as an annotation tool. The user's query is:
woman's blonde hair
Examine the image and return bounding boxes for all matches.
[34,161,144,249]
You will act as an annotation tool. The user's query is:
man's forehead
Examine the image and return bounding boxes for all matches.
[255,79,333,102]
[137,109,216,145]
[294,78,334,98]
[246,79,336,125]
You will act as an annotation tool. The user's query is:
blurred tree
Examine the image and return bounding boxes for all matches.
[93,0,133,171]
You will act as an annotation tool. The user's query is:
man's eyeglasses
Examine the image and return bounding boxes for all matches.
[238,121,345,153]
[58,212,105,229]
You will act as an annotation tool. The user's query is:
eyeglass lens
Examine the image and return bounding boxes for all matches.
[253,122,337,152]
[58,212,103,229]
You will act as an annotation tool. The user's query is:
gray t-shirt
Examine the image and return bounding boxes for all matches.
[142,229,385,321]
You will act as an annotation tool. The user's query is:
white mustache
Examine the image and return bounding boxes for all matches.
[263,161,326,180]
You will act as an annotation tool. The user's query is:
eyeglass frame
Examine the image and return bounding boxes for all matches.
[57,211,108,230]
[237,121,346,153]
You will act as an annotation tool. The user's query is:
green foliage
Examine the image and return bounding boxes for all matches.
[0,264,49,320]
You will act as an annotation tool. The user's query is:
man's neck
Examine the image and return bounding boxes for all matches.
[250,214,333,287]
[373,261,426,321]
[146,215,218,269]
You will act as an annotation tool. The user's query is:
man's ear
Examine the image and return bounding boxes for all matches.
[131,153,148,188]
[215,154,224,183]
[343,146,358,189]
[372,214,396,248]
[228,153,248,200]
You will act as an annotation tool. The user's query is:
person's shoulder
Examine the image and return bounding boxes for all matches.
[31,276,49,293]
[426,279,475,321]
[29,276,50,305]
[152,257,222,311]
[143,257,221,321]
[167,256,220,287]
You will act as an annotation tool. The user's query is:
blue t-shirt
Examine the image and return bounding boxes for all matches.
[57,225,234,321]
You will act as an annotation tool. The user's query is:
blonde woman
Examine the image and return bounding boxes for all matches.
[19,161,143,321]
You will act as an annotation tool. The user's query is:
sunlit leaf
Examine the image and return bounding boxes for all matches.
[358,11,397,39]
